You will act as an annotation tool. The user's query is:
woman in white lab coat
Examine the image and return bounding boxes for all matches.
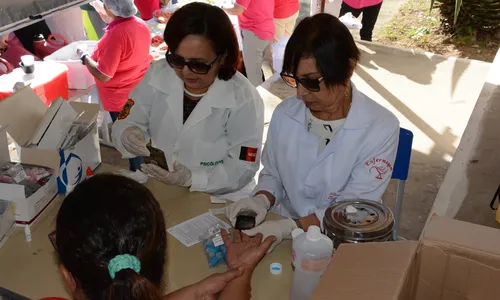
[226,13,400,251]
[112,2,264,196]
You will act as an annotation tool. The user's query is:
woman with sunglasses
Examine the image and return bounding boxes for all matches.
[226,13,400,251]
[112,2,264,198]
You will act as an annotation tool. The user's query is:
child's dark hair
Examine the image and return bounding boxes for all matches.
[56,174,167,300]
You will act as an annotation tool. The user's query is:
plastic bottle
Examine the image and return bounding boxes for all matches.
[24,225,32,242]
[33,34,68,59]
[290,225,333,300]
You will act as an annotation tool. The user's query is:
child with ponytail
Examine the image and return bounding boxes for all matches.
[55,174,274,300]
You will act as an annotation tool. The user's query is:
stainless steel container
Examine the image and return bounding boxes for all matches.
[323,200,394,249]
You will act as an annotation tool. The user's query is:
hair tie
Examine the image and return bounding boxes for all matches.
[108,254,141,279]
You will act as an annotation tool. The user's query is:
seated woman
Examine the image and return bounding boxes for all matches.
[226,13,400,251]
[112,3,264,198]
[56,174,275,300]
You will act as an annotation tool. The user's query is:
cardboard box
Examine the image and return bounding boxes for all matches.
[0,200,15,244]
[0,164,58,225]
[312,215,500,300]
[30,97,78,149]
[0,87,101,195]
[0,125,58,224]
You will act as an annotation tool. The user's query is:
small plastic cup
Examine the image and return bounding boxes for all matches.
[20,55,34,67]
[20,55,35,74]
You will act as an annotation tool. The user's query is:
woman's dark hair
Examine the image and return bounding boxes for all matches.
[56,174,166,300]
[282,13,361,88]
[164,2,240,81]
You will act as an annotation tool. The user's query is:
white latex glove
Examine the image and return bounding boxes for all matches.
[121,126,150,157]
[141,161,192,187]
[225,194,271,227]
[243,219,297,252]
[76,45,88,57]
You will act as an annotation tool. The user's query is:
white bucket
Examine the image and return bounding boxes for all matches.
[44,41,98,90]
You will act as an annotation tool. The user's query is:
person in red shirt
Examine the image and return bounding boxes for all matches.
[77,0,151,171]
[77,0,151,118]
[134,0,161,20]
[274,0,300,43]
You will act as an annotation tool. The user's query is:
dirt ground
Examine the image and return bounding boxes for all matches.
[375,0,499,63]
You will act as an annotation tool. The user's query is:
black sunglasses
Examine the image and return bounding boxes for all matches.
[166,51,221,75]
[280,73,325,92]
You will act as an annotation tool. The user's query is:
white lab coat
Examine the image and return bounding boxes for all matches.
[112,60,265,197]
[255,84,400,226]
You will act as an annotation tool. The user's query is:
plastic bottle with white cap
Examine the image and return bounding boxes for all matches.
[290,225,333,300]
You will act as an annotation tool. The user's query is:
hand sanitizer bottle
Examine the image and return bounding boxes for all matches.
[290,225,333,300]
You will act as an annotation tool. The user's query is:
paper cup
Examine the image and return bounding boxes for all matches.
[20,55,35,67]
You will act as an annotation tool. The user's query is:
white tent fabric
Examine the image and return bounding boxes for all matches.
[0,0,87,35]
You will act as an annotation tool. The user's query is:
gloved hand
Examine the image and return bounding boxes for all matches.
[76,45,88,58]
[243,219,297,253]
[121,126,150,157]
[225,194,271,228]
[141,161,192,187]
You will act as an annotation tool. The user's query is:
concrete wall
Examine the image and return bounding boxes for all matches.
[428,49,500,230]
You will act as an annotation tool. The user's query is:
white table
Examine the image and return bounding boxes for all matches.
[0,164,293,299]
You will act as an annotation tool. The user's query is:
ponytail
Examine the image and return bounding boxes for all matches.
[107,269,162,300]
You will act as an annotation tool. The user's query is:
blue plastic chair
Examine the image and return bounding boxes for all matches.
[391,128,413,240]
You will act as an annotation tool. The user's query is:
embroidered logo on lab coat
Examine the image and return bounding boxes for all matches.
[200,160,224,167]
[365,157,393,180]
[118,99,135,120]
[239,147,258,162]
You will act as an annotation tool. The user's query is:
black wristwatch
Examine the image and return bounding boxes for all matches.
[80,53,88,65]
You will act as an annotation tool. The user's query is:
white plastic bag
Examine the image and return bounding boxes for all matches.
[339,13,363,30]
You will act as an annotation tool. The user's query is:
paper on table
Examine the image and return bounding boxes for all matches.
[167,212,231,247]
[210,195,227,204]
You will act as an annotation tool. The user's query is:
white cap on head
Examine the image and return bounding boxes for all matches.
[103,0,138,18]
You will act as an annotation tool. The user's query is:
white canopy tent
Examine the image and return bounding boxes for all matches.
[0,0,88,35]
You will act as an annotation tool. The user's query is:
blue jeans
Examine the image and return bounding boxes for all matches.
[109,112,144,171]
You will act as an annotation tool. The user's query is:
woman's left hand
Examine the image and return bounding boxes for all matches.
[141,161,192,187]
[222,230,276,272]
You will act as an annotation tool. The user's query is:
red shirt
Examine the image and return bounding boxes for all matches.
[274,0,300,19]
[92,17,151,112]
[236,0,275,40]
[134,0,160,20]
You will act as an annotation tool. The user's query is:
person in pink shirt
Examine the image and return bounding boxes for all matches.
[274,0,300,43]
[225,0,274,87]
[77,0,151,171]
[340,0,383,41]
[77,0,151,118]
